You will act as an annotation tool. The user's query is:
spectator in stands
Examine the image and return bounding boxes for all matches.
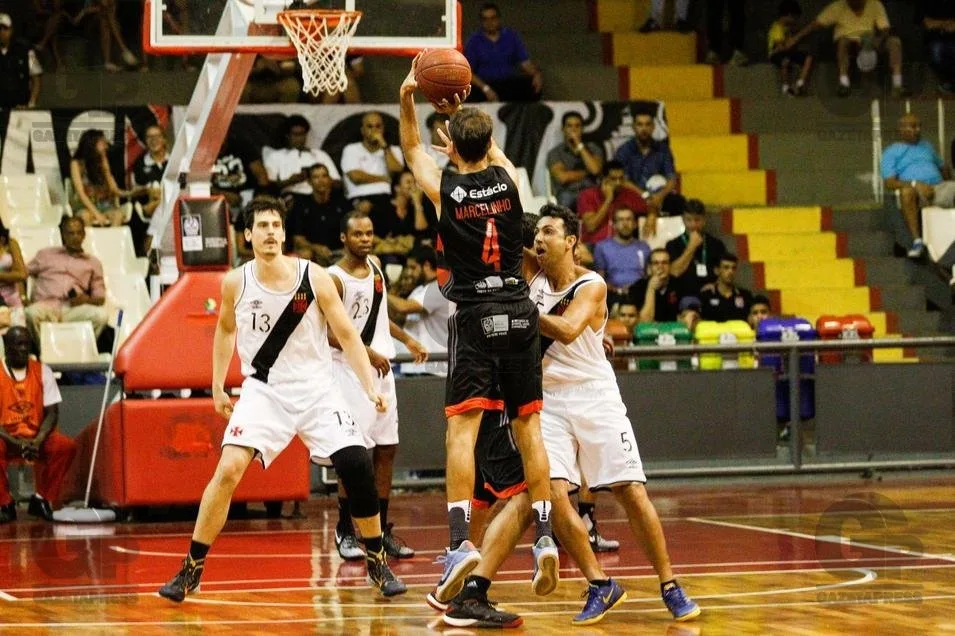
[389,169,435,243]
[677,296,702,333]
[424,112,452,171]
[214,133,270,263]
[881,113,955,258]
[614,112,683,215]
[576,160,650,247]
[0,221,26,326]
[286,164,349,266]
[639,0,693,33]
[547,111,604,209]
[699,254,753,321]
[747,293,773,330]
[265,115,341,196]
[768,0,814,97]
[705,0,748,66]
[341,111,404,225]
[666,198,727,293]
[32,1,70,71]
[464,2,543,102]
[243,56,301,103]
[630,247,683,323]
[388,246,452,376]
[614,302,639,340]
[594,208,652,310]
[73,0,139,72]
[0,326,76,523]
[70,129,140,227]
[130,124,168,256]
[923,1,955,94]
[0,13,42,110]
[786,0,908,98]
[25,217,107,341]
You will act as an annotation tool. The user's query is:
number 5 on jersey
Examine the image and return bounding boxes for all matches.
[481,218,501,272]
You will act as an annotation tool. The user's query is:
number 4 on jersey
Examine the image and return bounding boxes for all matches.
[481,218,501,271]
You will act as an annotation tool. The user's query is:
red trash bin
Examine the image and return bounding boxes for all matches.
[815,314,874,364]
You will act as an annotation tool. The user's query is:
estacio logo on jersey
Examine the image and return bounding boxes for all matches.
[450,182,509,203]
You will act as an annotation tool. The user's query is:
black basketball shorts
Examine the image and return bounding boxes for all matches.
[445,297,543,420]
[471,408,527,509]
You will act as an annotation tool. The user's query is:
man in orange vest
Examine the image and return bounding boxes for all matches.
[0,326,76,522]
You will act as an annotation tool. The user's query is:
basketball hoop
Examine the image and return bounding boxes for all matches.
[277,9,362,96]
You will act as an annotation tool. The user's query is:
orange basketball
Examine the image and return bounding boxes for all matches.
[415,48,472,106]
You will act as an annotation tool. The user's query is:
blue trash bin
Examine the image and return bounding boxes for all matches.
[756,317,816,421]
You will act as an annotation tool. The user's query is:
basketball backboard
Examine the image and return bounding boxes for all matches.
[145,0,460,55]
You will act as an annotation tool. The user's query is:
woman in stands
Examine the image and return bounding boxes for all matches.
[0,220,26,327]
[70,129,141,227]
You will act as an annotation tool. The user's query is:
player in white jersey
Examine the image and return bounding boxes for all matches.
[528,203,700,624]
[327,211,427,561]
[159,198,407,603]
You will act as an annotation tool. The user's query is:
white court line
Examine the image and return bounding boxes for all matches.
[3,592,954,629]
[705,506,955,520]
[0,591,17,601]
[19,561,955,602]
[687,516,955,563]
[181,567,876,608]
[107,543,534,559]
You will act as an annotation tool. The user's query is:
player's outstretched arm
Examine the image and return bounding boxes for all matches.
[311,264,387,412]
[212,269,241,419]
[399,56,443,215]
[488,138,519,185]
[539,280,606,345]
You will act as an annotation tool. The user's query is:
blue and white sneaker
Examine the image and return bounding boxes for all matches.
[531,536,559,596]
[431,540,482,604]
[662,580,701,621]
[573,579,627,625]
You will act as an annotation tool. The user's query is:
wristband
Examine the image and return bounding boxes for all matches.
[576,144,585,153]
[481,85,492,94]
[910,180,917,189]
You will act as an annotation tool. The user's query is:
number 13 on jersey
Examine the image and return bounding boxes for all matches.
[481,218,501,271]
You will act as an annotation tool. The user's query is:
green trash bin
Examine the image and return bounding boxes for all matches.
[635,322,692,371]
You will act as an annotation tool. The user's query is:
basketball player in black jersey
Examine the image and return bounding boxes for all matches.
[399,56,558,617]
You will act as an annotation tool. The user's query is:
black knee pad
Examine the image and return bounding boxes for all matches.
[331,445,378,519]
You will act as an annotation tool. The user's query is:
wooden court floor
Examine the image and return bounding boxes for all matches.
[2,473,954,634]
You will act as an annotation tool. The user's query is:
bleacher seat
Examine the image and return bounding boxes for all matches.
[922,206,955,263]
[39,321,107,364]
[0,175,67,227]
[105,273,152,320]
[83,226,149,278]
[640,215,685,250]
[11,225,61,264]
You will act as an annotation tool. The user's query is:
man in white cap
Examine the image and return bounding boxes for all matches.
[0,13,43,112]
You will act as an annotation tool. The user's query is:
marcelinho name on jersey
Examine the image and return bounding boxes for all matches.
[455,196,512,221]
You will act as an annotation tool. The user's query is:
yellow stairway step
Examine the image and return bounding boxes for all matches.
[625,65,714,101]
[596,0,650,32]
[780,288,872,317]
[671,135,751,172]
[666,99,734,136]
[611,33,697,66]
[730,207,823,233]
[761,259,856,289]
[681,171,768,206]
[743,232,837,261]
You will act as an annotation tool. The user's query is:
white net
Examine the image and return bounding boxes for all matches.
[277,10,362,96]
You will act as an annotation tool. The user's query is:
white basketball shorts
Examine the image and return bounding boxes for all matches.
[222,376,363,468]
[540,379,647,489]
[331,358,400,448]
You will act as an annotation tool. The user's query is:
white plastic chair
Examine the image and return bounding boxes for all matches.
[11,225,61,264]
[39,321,108,364]
[0,175,66,227]
[921,206,955,263]
[83,226,149,278]
[640,215,686,250]
[105,273,152,319]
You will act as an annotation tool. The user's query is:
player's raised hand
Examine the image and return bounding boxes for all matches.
[432,125,461,165]
[213,387,234,420]
[400,51,422,97]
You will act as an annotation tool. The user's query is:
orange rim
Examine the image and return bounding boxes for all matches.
[276,9,362,32]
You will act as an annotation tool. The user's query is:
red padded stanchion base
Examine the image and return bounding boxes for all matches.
[62,399,310,507]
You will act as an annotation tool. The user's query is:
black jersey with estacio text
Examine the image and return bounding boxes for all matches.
[437,165,527,304]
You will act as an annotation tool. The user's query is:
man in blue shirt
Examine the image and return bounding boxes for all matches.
[881,113,955,257]
[613,113,684,214]
[593,207,652,310]
[464,3,543,102]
